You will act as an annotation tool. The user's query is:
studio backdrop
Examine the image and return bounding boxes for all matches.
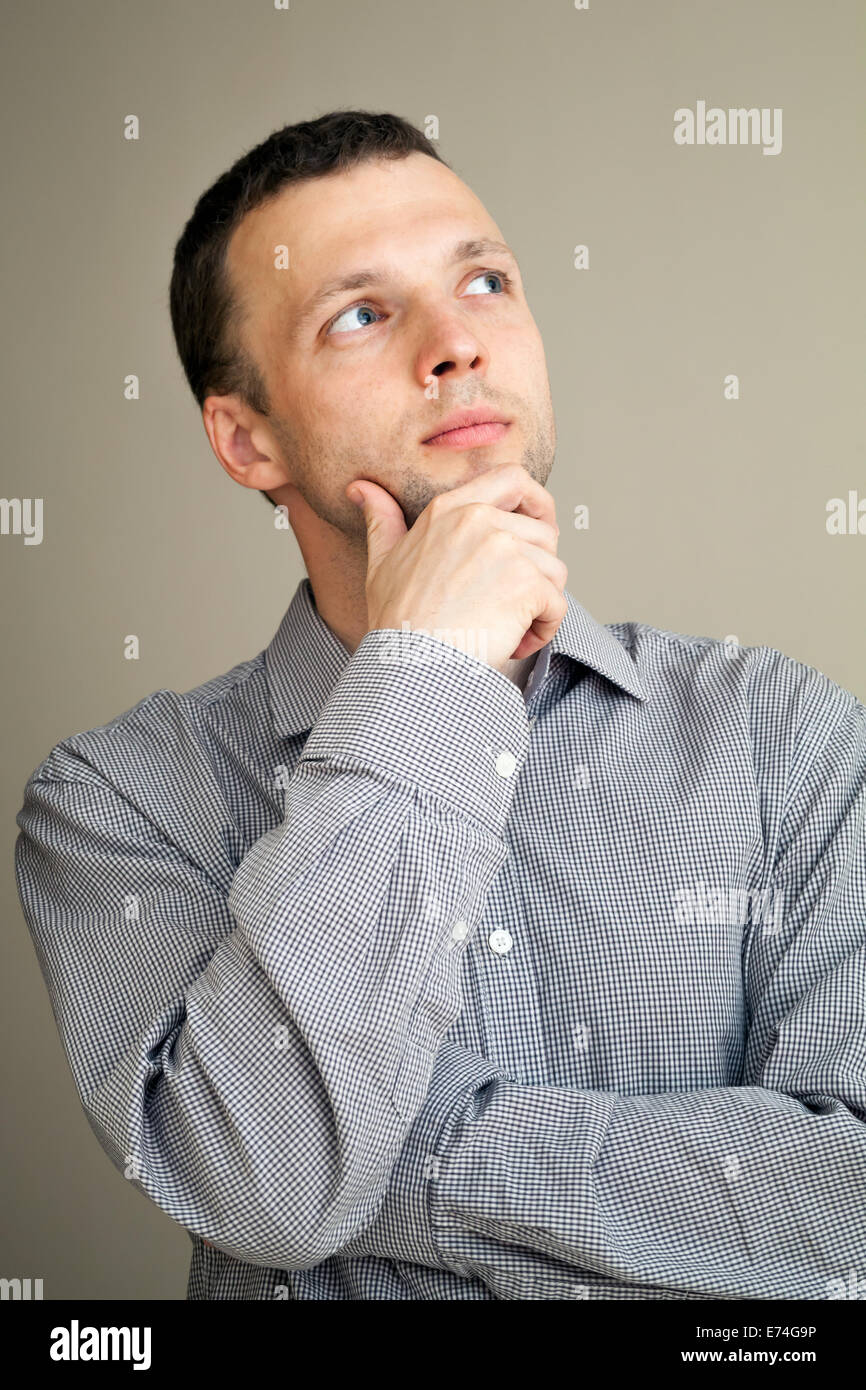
[1,0,862,1299]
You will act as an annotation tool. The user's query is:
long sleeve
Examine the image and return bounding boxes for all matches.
[344,687,866,1299]
[14,629,532,1272]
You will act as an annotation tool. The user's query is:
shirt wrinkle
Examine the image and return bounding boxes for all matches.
[14,578,866,1300]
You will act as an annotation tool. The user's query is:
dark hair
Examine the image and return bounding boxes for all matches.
[169,110,450,507]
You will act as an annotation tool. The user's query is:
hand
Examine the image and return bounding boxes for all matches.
[346,462,567,675]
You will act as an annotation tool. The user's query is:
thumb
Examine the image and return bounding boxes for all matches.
[346,480,408,568]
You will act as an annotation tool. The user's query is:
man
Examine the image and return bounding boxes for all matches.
[15,110,866,1301]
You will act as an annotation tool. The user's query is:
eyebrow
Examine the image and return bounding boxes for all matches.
[292,237,518,335]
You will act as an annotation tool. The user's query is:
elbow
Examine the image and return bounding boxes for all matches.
[81,1090,389,1273]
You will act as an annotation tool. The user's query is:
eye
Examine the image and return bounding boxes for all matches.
[324,269,513,337]
[326,301,384,336]
[463,269,512,296]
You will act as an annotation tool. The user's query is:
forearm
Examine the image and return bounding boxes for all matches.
[344,1044,866,1299]
[17,627,531,1270]
[429,1077,866,1300]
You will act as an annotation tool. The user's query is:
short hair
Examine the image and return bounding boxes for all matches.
[168,110,450,507]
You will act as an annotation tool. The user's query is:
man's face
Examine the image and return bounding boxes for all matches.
[226,151,556,533]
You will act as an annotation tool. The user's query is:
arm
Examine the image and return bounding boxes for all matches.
[345,679,866,1299]
[14,628,531,1271]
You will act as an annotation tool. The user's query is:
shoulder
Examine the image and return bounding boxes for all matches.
[24,652,269,790]
[609,618,863,763]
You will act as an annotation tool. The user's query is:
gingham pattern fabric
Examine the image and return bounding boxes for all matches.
[14,578,866,1300]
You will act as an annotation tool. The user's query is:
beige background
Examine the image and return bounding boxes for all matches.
[2,0,862,1299]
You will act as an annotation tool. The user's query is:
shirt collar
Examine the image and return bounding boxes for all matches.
[266,577,648,738]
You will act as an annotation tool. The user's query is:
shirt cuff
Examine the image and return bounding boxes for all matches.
[299,628,531,835]
[341,1040,516,1273]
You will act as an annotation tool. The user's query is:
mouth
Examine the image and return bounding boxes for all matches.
[422,419,511,449]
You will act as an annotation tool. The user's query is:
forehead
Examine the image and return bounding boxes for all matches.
[226,153,500,330]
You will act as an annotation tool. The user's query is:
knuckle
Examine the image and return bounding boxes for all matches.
[455,502,486,532]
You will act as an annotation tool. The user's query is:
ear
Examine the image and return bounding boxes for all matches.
[202,394,290,493]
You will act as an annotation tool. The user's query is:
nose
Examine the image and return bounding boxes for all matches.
[414,311,488,390]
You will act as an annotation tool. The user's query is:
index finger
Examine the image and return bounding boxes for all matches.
[438,461,557,530]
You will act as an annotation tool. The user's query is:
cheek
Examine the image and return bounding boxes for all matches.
[328,378,395,430]
[499,320,546,385]
[297,381,396,454]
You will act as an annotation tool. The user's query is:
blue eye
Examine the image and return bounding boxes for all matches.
[326,302,383,335]
[464,270,510,296]
[324,269,513,337]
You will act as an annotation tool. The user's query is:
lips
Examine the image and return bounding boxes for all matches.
[422,408,510,446]
[424,421,510,448]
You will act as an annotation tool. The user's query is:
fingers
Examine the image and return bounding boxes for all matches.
[348,479,409,569]
[479,505,559,554]
[512,587,569,659]
[511,540,568,591]
[429,461,557,530]
[502,537,568,659]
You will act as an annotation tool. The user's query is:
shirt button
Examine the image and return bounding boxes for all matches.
[488,928,513,955]
[495,750,517,778]
[451,919,470,944]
